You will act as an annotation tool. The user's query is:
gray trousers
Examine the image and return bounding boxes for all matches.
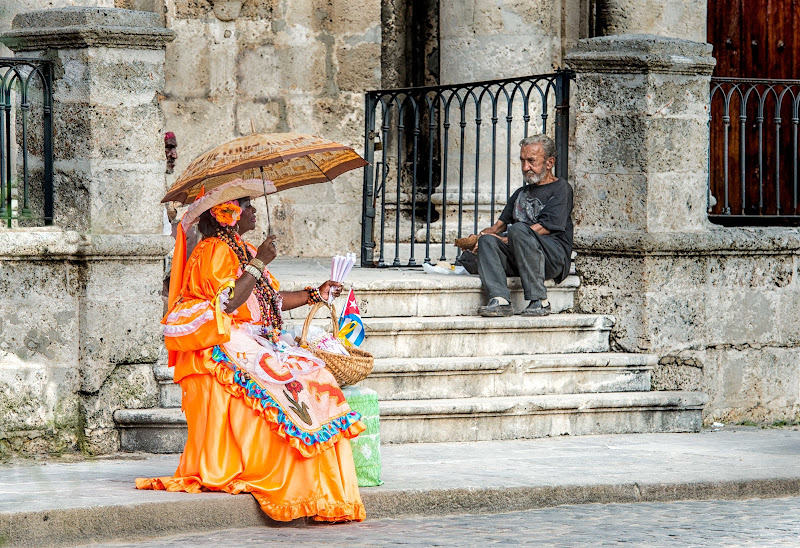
[477,223,567,302]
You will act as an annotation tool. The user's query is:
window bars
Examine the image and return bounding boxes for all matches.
[0,58,53,228]
[709,77,800,225]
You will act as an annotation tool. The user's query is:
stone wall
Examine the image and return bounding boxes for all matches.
[159,0,381,256]
[0,8,174,457]
[567,35,800,425]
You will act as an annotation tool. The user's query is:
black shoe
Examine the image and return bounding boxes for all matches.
[520,300,551,316]
[478,297,514,317]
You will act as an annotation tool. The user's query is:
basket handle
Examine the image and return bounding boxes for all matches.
[299,301,339,347]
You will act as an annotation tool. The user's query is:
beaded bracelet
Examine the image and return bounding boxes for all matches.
[305,285,324,305]
[244,264,263,280]
[249,258,265,272]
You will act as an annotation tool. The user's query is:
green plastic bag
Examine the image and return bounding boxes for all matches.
[343,385,383,487]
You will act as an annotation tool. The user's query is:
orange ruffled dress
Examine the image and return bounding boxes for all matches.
[136,237,366,522]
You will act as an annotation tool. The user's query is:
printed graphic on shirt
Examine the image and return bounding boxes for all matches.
[514,191,544,225]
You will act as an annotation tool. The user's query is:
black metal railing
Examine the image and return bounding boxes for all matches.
[1,58,53,227]
[360,71,573,267]
[709,77,800,225]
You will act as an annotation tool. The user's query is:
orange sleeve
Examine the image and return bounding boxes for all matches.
[163,239,240,372]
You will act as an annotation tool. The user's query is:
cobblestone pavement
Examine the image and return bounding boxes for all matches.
[94,496,800,547]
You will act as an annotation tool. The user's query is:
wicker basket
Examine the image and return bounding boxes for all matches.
[299,302,374,387]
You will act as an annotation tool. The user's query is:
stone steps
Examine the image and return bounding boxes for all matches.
[377,391,708,443]
[360,352,656,400]
[359,314,614,359]
[115,259,707,453]
[279,275,579,320]
[115,407,186,454]
[154,352,654,409]
[114,390,707,451]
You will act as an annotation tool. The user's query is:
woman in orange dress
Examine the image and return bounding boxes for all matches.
[137,179,366,522]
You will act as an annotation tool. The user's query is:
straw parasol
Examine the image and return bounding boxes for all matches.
[162,132,368,205]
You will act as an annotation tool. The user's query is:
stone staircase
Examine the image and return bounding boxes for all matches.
[114,259,707,453]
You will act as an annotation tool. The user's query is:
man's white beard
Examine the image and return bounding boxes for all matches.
[523,170,544,185]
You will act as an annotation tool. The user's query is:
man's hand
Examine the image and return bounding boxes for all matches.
[472,220,507,251]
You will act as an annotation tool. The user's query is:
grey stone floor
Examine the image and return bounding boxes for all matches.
[2,428,800,547]
[91,497,800,547]
[3,428,800,515]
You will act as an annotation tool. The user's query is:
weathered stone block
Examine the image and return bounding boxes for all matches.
[572,172,647,231]
[646,290,707,349]
[704,289,780,347]
[160,98,236,173]
[53,103,163,162]
[0,357,81,432]
[645,256,708,292]
[706,254,794,289]
[329,0,381,34]
[651,354,704,392]
[440,35,559,83]
[86,164,166,234]
[83,363,158,431]
[645,172,708,231]
[164,19,212,98]
[701,347,800,424]
[79,261,163,393]
[235,100,283,134]
[335,41,381,91]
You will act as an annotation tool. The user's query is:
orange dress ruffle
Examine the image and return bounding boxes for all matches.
[136,237,366,522]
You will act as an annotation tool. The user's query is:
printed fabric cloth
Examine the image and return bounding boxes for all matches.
[136,237,366,522]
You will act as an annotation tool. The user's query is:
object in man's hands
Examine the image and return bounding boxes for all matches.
[454,234,479,250]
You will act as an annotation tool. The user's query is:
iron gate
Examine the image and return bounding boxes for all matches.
[360,71,574,267]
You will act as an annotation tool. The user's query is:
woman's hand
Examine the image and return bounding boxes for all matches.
[319,280,344,301]
[255,235,278,264]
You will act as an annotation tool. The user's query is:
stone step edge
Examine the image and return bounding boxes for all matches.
[278,274,580,292]
[370,353,657,375]
[362,314,615,332]
[378,391,708,417]
[153,352,655,382]
[5,477,799,548]
[115,391,706,428]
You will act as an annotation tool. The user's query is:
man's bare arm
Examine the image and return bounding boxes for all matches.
[530,223,550,235]
[478,220,507,236]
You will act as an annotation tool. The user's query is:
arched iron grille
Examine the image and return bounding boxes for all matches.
[709,77,800,225]
[361,70,574,267]
[0,58,53,227]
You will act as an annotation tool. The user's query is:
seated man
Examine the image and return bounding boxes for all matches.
[473,134,573,317]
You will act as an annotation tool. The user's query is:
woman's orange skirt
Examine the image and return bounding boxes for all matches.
[136,372,366,522]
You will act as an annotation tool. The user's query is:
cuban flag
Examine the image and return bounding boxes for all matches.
[338,289,365,347]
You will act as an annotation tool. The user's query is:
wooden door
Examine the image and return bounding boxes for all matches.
[708,0,800,221]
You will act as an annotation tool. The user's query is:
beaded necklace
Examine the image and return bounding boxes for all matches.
[214,228,283,342]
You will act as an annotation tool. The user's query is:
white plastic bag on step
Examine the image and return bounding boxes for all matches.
[422,262,469,276]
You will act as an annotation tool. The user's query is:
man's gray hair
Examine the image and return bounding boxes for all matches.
[519,134,557,160]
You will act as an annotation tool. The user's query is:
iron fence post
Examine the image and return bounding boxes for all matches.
[44,62,53,225]
[555,69,573,180]
[361,92,377,267]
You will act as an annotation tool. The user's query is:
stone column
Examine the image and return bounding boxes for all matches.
[565,35,716,354]
[565,36,800,426]
[567,35,715,235]
[0,8,174,454]
[595,0,708,42]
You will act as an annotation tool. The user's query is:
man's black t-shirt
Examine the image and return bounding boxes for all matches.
[498,177,573,260]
